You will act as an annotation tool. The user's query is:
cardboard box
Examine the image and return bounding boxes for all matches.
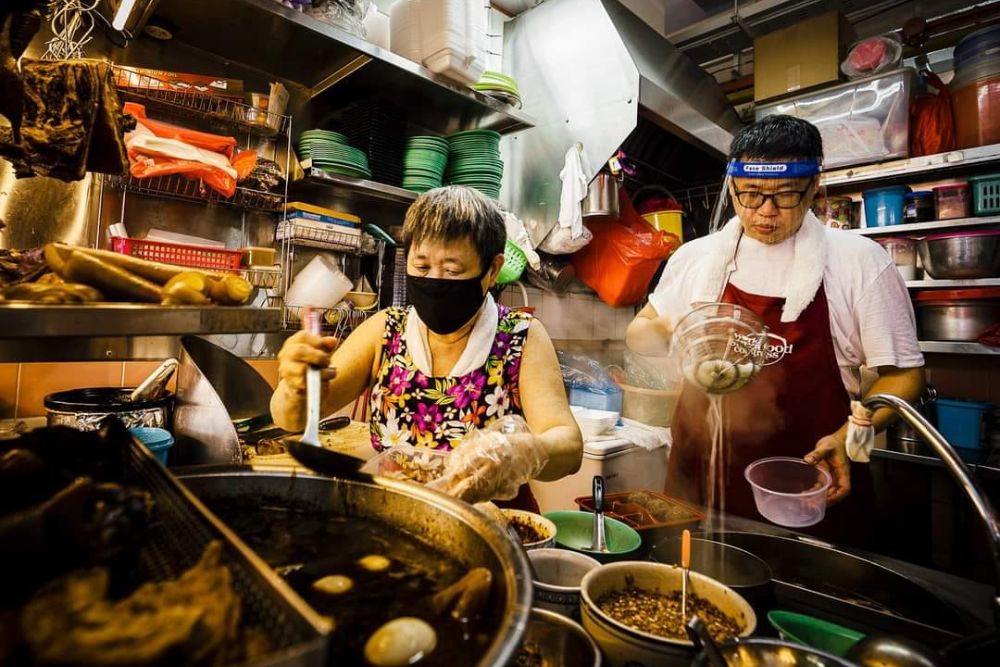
[754,11,853,102]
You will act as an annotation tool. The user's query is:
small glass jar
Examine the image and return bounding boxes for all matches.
[878,237,917,280]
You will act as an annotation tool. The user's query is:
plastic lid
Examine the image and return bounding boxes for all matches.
[914,287,1000,302]
[862,185,911,196]
[923,229,1000,241]
[931,182,969,192]
[955,24,1000,68]
[904,191,934,199]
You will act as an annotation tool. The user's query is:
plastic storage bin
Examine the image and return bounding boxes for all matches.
[952,27,1000,149]
[389,0,486,86]
[903,191,935,223]
[935,398,992,449]
[933,183,971,220]
[756,68,915,169]
[575,490,704,543]
[877,237,917,280]
[969,173,1000,217]
[863,186,909,227]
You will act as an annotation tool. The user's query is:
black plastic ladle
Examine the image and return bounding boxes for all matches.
[285,309,369,480]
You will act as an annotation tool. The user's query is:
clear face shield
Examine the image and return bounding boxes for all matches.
[709,160,827,241]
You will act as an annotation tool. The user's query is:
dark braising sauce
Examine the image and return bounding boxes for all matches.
[209,500,495,665]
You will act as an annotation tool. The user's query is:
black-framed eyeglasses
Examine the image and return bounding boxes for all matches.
[734,188,811,209]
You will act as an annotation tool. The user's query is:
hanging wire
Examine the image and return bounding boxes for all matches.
[41,0,102,60]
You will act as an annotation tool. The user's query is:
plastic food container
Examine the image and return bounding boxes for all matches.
[935,398,993,449]
[862,186,910,227]
[933,183,972,220]
[903,191,935,223]
[877,237,917,280]
[574,490,704,542]
[284,254,353,308]
[129,426,175,465]
[360,444,450,484]
[240,246,277,267]
[952,27,1000,149]
[744,457,831,528]
[812,196,854,228]
[756,68,915,169]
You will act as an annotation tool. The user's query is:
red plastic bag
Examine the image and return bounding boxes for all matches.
[572,187,679,307]
[911,71,957,157]
[123,102,238,158]
[128,149,237,198]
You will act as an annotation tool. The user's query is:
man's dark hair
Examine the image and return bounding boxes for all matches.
[402,185,506,273]
[728,115,824,162]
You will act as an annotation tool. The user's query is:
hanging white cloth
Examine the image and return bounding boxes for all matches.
[557,142,590,240]
[845,401,876,462]
[405,294,499,377]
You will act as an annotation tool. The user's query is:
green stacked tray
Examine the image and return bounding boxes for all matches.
[297,129,371,179]
[402,136,449,193]
[473,71,522,108]
[445,129,503,201]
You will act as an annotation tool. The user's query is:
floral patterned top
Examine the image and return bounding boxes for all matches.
[369,303,531,452]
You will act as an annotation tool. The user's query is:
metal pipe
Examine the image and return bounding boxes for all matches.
[862,393,1000,627]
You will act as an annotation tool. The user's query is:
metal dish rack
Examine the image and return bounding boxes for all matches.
[103,65,292,311]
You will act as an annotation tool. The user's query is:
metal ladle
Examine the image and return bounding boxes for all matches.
[590,475,609,552]
[286,309,369,480]
[686,615,727,667]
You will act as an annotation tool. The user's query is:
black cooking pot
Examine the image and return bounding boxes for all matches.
[44,387,173,431]
[650,536,773,610]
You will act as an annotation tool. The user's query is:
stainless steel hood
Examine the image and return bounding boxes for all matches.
[501,0,742,246]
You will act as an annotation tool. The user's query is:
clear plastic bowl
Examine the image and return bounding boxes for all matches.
[745,457,831,528]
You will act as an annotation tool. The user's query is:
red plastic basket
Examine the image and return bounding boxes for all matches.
[111,236,241,272]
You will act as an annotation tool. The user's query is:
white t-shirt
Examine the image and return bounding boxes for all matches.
[647,226,925,397]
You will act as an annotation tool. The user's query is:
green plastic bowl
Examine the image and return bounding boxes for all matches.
[544,510,642,563]
[767,610,865,657]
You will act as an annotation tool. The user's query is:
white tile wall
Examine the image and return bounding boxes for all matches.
[498,285,633,341]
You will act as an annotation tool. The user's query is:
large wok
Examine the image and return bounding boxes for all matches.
[176,465,533,666]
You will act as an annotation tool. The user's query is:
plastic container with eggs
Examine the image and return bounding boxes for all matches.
[672,303,776,394]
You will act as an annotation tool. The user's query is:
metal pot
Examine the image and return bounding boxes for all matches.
[176,467,533,667]
[44,387,173,431]
[650,536,773,609]
[915,290,1000,341]
[582,172,620,218]
[694,637,855,666]
[917,231,1000,279]
[520,608,601,666]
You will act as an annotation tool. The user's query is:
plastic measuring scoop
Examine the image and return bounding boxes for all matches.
[286,308,369,480]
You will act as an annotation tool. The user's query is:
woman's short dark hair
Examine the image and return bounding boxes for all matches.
[402,186,506,273]
[728,115,824,162]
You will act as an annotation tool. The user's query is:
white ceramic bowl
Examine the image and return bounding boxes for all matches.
[501,509,557,550]
[527,548,601,620]
[580,561,756,667]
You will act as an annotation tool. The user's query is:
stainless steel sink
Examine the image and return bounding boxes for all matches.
[705,531,984,647]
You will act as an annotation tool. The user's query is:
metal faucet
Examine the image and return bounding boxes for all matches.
[863,393,1000,627]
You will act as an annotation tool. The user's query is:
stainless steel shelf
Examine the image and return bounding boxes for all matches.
[107,174,284,213]
[853,216,1000,236]
[155,0,535,135]
[290,169,418,206]
[0,304,282,338]
[907,278,1000,288]
[822,143,1000,188]
[919,341,1000,356]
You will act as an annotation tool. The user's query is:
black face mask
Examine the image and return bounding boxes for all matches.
[407,273,486,335]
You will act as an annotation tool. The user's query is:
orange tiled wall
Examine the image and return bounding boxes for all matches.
[0,360,280,419]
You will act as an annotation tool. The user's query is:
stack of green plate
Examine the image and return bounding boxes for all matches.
[445,129,503,200]
[472,71,522,108]
[297,129,371,179]
[402,136,449,193]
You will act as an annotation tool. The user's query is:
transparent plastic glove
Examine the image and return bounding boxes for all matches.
[429,416,549,504]
[845,401,875,463]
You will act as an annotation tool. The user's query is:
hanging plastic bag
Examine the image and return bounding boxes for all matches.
[841,34,903,79]
[538,222,593,255]
[572,186,679,307]
[910,70,956,157]
[557,351,623,413]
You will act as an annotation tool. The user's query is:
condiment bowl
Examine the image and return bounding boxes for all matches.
[580,561,756,667]
[501,509,557,550]
[517,608,602,667]
[545,510,642,563]
[527,548,601,620]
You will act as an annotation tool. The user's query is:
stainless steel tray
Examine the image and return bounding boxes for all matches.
[122,437,331,666]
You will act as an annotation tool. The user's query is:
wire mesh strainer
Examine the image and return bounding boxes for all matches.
[672,303,771,394]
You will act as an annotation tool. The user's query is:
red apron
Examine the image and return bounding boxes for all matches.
[666,282,875,545]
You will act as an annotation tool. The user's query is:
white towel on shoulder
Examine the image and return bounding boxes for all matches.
[405,294,499,377]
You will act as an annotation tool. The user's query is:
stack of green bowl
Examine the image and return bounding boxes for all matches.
[298,129,372,179]
[445,129,503,201]
[402,136,449,193]
[473,71,522,108]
